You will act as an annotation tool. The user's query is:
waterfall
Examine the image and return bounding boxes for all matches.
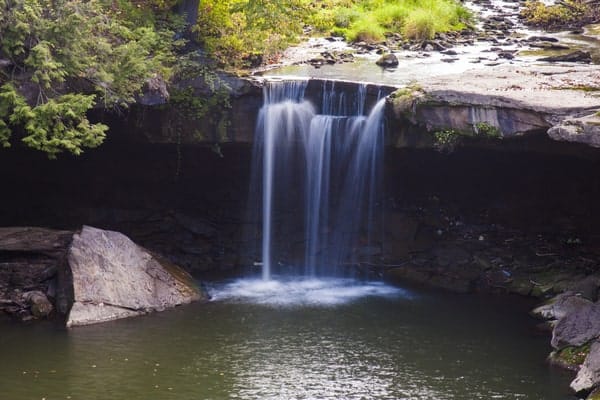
[250,79,386,280]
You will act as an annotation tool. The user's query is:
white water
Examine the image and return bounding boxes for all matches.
[211,277,410,306]
[251,79,387,280]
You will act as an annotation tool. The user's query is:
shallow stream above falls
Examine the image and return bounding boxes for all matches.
[256,0,600,85]
[0,279,575,400]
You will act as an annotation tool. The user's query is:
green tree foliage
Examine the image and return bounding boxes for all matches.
[194,0,310,67]
[194,0,472,67]
[0,0,181,157]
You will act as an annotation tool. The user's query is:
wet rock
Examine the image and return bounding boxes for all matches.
[548,343,591,371]
[570,275,600,302]
[532,292,592,321]
[138,74,169,106]
[23,291,53,318]
[433,246,471,267]
[376,53,399,68]
[571,341,600,395]
[309,56,327,67]
[441,49,458,56]
[66,226,206,327]
[528,36,559,43]
[538,50,592,63]
[498,51,515,60]
[529,42,570,50]
[552,301,600,349]
[384,265,431,287]
[422,40,446,51]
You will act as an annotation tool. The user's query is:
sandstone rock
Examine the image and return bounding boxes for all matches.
[548,114,600,149]
[552,301,600,349]
[388,65,600,149]
[532,292,592,321]
[66,226,205,327]
[571,341,600,394]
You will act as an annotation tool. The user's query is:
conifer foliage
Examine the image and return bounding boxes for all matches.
[0,0,179,157]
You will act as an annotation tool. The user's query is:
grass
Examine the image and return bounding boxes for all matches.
[310,0,472,42]
[196,0,473,68]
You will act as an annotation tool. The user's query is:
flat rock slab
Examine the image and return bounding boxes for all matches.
[67,226,204,327]
[390,64,600,148]
[0,227,73,255]
[418,64,600,114]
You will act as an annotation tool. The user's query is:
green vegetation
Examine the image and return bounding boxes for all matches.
[319,0,472,42]
[0,0,181,157]
[559,85,600,93]
[194,0,309,68]
[196,0,472,67]
[433,121,502,152]
[520,0,596,29]
[1,0,473,157]
[475,122,501,138]
[433,129,461,152]
[552,343,591,368]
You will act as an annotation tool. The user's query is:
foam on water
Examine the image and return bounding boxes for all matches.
[210,277,411,307]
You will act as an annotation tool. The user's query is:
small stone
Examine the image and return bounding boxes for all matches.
[376,53,399,68]
[538,50,591,63]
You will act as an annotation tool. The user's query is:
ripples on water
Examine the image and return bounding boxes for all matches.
[0,277,576,400]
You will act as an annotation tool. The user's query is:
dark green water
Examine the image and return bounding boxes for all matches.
[0,278,575,400]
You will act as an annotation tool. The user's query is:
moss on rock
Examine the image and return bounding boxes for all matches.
[550,343,592,370]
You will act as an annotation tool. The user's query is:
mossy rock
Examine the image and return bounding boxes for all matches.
[588,388,600,400]
[389,85,426,119]
[549,343,591,370]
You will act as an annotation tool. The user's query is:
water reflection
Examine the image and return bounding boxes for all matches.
[0,281,576,400]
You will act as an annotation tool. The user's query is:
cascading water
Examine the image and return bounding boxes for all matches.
[249,79,386,281]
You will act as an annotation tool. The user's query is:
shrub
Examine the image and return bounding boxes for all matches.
[520,0,589,29]
[403,10,436,40]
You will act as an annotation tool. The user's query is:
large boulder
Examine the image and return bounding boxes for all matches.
[533,292,593,321]
[552,301,600,349]
[571,341,600,395]
[66,226,205,327]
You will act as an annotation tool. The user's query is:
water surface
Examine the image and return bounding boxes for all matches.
[0,278,575,400]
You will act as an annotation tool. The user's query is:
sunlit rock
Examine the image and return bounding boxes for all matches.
[66,226,206,327]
